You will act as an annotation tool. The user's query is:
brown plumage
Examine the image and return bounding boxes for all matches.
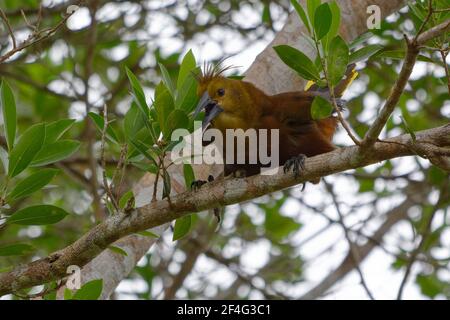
[193,63,355,177]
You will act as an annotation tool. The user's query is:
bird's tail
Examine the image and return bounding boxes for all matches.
[305,63,358,98]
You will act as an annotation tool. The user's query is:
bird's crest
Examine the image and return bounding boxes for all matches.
[193,58,238,93]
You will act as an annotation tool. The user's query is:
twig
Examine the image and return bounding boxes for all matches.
[0,8,17,49]
[300,182,431,300]
[12,279,65,300]
[440,50,450,95]
[396,181,449,299]
[331,89,361,145]
[83,1,105,221]
[112,144,129,199]
[414,0,434,43]
[100,104,119,212]
[0,8,76,64]
[361,36,420,149]
[323,179,375,300]
[361,12,450,149]
[312,33,361,145]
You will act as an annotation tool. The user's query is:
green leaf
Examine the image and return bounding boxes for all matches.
[0,146,8,174]
[177,49,196,90]
[408,2,426,21]
[154,82,175,136]
[0,243,34,256]
[416,274,445,299]
[124,102,146,140]
[262,3,271,24]
[314,3,332,40]
[164,109,189,139]
[349,32,373,49]
[119,190,134,209]
[138,230,160,238]
[0,266,13,273]
[7,168,59,202]
[175,73,198,112]
[31,140,80,167]
[349,44,383,64]
[327,36,349,85]
[359,178,375,193]
[64,288,73,300]
[400,116,417,142]
[44,119,76,144]
[8,205,69,225]
[306,0,321,27]
[183,163,195,189]
[8,123,45,177]
[108,246,128,256]
[291,0,311,32]
[311,96,333,120]
[159,63,176,97]
[130,139,158,166]
[264,203,301,240]
[273,45,320,81]
[125,67,149,118]
[375,50,434,63]
[88,112,119,143]
[72,279,103,300]
[322,1,341,50]
[172,215,192,241]
[0,81,16,151]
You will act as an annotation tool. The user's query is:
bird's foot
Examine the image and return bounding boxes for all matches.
[335,98,347,111]
[283,154,307,179]
[191,175,214,191]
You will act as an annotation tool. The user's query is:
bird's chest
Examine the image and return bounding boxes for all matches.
[212,112,255,132]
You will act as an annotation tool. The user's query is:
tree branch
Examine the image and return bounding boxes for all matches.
[361,18,450,149]
[0,124,449,296]
[67,0,411,299]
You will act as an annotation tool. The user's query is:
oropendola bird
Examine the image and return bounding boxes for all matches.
[192,62,357,183]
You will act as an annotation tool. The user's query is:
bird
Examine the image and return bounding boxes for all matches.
[191,62,356,181]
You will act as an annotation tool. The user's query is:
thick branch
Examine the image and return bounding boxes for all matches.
[0,124,449,296]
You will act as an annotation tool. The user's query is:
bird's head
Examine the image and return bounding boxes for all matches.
[193,63,259,132]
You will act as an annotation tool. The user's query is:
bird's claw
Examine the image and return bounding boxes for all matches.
[190,175,214,191]
[191,180,207,191]
[283,154,307,179]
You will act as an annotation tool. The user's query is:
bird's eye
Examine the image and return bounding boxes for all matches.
[217,88,225,97]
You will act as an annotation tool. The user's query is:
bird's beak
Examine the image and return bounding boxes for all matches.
[194,92,223,131]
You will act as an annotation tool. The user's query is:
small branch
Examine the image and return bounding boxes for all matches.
[331,90,361,145]
[323,180,374,300]
[0,8,17,49]
[100,104,119,212]
[361,37,419,149]
[312,32,361,145]
[112,144,128,199]
[300,181,431,300]
[163,223,216,299]
[439,50,450,95]
[416,19,450,45]
[361,17,450,149]
[0,8,76,64]
[396,181,449,299]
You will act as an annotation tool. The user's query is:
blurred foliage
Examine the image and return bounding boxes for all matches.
[0,0,449,300]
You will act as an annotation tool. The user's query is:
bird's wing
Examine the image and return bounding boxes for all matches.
[267,91,338,141]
